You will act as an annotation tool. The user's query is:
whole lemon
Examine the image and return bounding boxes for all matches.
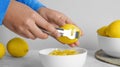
[0,43,6,59]
[7,37,29,57]
[97,26,107,36]
[106,20,120,38]
[57,24,81,44]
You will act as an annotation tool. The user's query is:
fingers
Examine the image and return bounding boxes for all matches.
[69,44,76,47]
[47,21,59,28]
[74,41,80,46]
[16,30,36,40]
[34,14,61,38]
[39,8,66,26]
[65,17,74,24]
[4,25,31,39]
[29,22,48,39]
[79,28,84,36]
[52,11,75,26]
[69,41,80,47]
[53,15,66,26]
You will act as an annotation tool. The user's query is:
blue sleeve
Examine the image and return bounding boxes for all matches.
[16,0,45,11]
[0,0,11,25]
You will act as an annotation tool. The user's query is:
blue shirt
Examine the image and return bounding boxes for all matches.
[16,0,45,11]
[0,0,45,25]
[0,0,10,25]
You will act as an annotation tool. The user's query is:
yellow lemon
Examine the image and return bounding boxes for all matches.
[97,26,107,36]
[106,20,120,38]
[0,43,6,59]
[7,37,29,57]
[57,24,81,44]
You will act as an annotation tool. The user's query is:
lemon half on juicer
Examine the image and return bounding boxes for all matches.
[57,24,81,44]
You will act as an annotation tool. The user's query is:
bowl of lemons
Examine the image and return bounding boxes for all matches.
[97,20,120,58]
[39,47,87,67]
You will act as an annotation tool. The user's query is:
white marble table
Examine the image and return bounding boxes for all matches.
[0,50,118,67]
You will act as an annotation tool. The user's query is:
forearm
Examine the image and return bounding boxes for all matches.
[0,0,11,25]
[16,0,45,11]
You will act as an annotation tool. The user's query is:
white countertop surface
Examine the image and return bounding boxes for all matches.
[0,50,118,67]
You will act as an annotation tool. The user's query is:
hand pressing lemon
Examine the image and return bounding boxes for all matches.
[0,43,6,59]
[7,37,29,57]
[97,20,120,38]
[57,24,81,44]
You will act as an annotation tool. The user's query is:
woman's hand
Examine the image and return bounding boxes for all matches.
[3,1,60,40]
[38,8,83,47]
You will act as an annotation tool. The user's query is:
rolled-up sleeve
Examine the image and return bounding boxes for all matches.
[16,0,45,11]
[0,0,11,25]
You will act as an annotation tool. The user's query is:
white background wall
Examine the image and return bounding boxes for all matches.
[0,0,120,50]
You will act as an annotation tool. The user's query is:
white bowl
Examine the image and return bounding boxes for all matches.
[39,48,87,67]
[97,35,120,58]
